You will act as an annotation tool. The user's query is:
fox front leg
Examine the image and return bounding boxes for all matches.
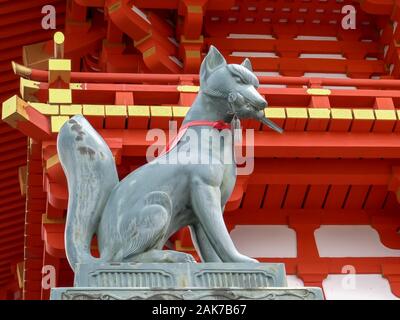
[190,223,222,262]
[190,178,258,263]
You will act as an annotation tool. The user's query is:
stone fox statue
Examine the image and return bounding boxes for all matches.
[58,46,282,271]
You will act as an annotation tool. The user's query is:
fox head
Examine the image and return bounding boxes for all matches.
[199,46,282,133]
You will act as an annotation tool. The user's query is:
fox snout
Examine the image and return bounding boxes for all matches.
[253,99,267,110]
[242,86,268,111]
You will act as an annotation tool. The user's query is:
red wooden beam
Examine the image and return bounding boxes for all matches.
[207,38,381,57]
[14,63,400,90]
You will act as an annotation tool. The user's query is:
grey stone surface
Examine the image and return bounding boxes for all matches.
[51,287,324,300]
[74,263,288,288]
[57,45,283,271]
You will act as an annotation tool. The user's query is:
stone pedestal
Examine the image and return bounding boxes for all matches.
[51,263,324,300]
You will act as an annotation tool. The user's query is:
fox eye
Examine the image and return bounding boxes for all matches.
[233,75,243,83]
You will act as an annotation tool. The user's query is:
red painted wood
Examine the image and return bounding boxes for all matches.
[3,0,400,300]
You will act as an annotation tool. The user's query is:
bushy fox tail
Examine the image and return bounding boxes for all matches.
[57,115,119,271]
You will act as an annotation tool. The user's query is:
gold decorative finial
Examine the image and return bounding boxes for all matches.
[54,31,65,59]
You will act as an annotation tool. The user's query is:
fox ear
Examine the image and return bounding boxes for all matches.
[241,58,253,72]
[200,45,226,85]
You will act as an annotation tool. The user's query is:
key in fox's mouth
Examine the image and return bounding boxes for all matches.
[241,103,265,118]
[244,104,284,134]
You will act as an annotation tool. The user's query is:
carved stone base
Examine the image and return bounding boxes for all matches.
[51,287,324,300]
[51,263,324,300]
[74,262,288,288]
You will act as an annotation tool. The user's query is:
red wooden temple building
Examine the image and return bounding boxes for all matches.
[1,0,400,300]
